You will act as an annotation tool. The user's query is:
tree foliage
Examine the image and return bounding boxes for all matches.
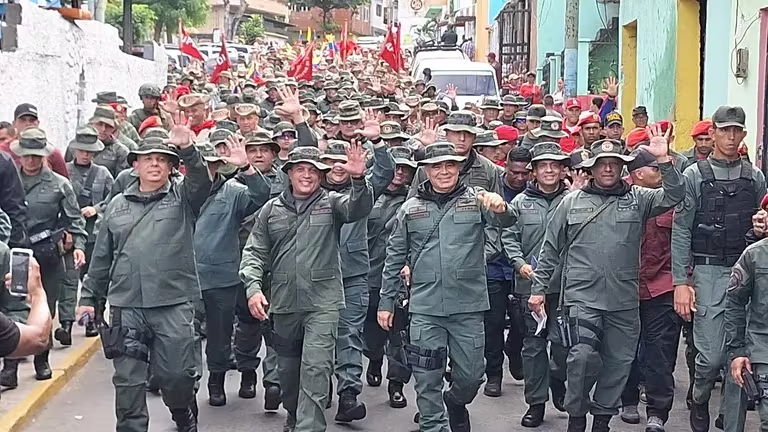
[132,0,209,42]
[105,0,157,43]
[237,15,265,45]
[288,0,369,28]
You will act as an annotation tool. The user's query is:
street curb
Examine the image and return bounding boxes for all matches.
[0,337,101,432]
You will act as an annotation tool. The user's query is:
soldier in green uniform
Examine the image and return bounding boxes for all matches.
[520,115,568,150]
[380,121,411,148]
[63,125,114,340]
[12,127,87,381]
[317,82,340,114]
[78,122,212,432]
[479,97,502,129]
[672,106,767,432]
[192,138,271,407]
[378,142,519,432]
[529,129,684,432]
[503,142,571,427]
[235,104,262,136]
[319,134,394,421]
[363,147,417,409]
[240,144,373,432]
[127,83,172,131]
[89,105,131,177]
[259,80,280,115]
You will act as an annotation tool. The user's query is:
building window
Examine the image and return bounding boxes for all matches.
[290,4,309,11]
[376,4,382,17]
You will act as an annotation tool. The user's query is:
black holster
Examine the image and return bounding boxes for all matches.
[260,318,274,348]
[556,309,574,348]
[508,294,526,338]
[100,308,126,360]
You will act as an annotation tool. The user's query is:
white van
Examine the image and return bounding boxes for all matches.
[414,60,499,107]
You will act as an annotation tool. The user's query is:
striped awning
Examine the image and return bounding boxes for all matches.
[454,5,476,23]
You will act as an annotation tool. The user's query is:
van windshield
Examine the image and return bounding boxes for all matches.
[430,74,496,96]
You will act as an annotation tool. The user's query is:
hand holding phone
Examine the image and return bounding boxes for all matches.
[9,248,33,298]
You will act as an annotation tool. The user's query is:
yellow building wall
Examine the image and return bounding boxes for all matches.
[674,0,701,150]
[620,21,637,129]
[475,0,489,62]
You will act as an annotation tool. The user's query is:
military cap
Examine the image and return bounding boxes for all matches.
[235,104,261,117]
[285,78,298,87]
[386,102,406,117]
[128,140,180,166]
[529,142,569,164]
[196,141,223,163]
[323,112,340,124]
[531,116,569,139]
[580,139,634,168]
[91,91,119,104]
[501,95,518,106]
[328,94,344,103]
[264,113,282,129]
[245,131,280,153]
[441,111,481,134]
[569,148,591,170]
[381,121,409,140]
[435,101,451,114]
[211,108,229,122]
[303,103,320,114]
[632,106,648,117]
[321,141,349,161]
[473,131,506,148]
[90,105,117,127]
[488,120,503,130]
[479,97,502,110]
[178,93,211,109]
[180,74,194,83]
[337,100,363,122]
[421,102,439,113]
[299,91,316,104]
[422,82,437,92]
[604,111,624,127]
[210,128,234,146]
[272,122,297,138]
[297,80,310,88]
[142,127,169,140]
[418,142,467,166]
[324,81,340,90]
[369,98,389,111]
[526,104,547,122]
[226,94,242,106]
[203,83,216,94]
[263,80,280,91]
[712,105,747,129]
[242,81,258,89]
[627,147,659,172]
[390,146,417,168]
[68,125,104,152]
[11,127,54,157]
[337,89,350,100]
[241,89,258,104]
[415,79,426,86]
[281,146,331,173]
[514,111,527,121]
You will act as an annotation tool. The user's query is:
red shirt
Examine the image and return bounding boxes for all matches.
[519,83,542,104]
[0,142,69,178]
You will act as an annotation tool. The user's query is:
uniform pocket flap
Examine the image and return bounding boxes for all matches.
[456,267,485,280]
[616,268,639,281]
[453,212,482,224]
[412,271,436,283]
[346,240,367,252]
[272,272,289,283]
[566,268,594,281]
[310,268,336,281]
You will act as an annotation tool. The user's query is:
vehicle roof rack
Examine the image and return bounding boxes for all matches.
[413,43,464,56]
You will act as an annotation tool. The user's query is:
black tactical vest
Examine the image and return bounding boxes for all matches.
[691,160,756,265]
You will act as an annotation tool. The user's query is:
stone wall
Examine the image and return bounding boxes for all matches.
[0,0,167,150]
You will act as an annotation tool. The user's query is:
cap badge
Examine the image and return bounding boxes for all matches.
[601,141,613,152]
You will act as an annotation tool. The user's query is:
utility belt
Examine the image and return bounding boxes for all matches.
[29,228,65,263]
[99,308,150,363]
[692,255,741,268]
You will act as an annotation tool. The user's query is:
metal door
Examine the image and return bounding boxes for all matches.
[497,0,531,73]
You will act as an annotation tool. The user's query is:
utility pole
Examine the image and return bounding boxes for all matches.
[563,0,579,97]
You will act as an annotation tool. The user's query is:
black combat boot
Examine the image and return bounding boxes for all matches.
[54,321,73,346]
[34,351,52,381]
[264,383,282,411]
[388,380,407,408]
[0,359,19,388]
[84,318,98,337]
[238,369,256,399]
[283,411,296,432]
[550,379,567,412]
[366,359,383,387]
[715,413,724,429]
[207,371,226,406]
[591,414,612,432]
[567,416,587,432]
[170,407,198,432]
[483,375,502,397]
[335,390,367,422]
[521,404,545,428]
[146,374,161,395]
[443,392,470,432]
[689,401,710,432]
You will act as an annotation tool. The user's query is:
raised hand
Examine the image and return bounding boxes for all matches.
[338,140,367,177]
[220,135,249,167]
[166,111,194,148]
[160,91,179,114]
[354,108,381,139]
[416,117,439,146]
[639,122,670,160]
[274,86,303,123]
[445,83,457,100]
[370,77,382,93]
[477,191,507,213]
[603,76,619,98]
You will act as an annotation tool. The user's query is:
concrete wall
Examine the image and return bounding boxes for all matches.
[0,1,167,151]
[701,0,732,116]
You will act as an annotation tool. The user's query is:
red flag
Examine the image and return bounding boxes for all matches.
[209,39,232,84]
[179,24,205,62]
[340,21,349,62]
[288,41,315,82]
[379,24,402,71]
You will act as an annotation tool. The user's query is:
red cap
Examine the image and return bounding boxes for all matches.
[626,127,650,148]
[565,98,581,110]
[690,119,712,137]
[175,85,191,97]
[577,113,601,127]
[487,53,496,60]
[761,194,768,211]
[655,120,674,135]
[138,116,162,136]
[495,125,520,143]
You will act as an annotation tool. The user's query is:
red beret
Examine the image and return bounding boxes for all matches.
[175,85,191,97]
[495,125,520,143]
[762,194,768,211]
[577,113,601,127]
[138,116,162,136]
[690,120,712,137]
[655,120,674,135]
[626,127,649,148]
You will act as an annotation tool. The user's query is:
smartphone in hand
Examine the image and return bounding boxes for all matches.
[9,248,33,298]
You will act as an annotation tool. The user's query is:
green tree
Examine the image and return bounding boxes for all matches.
[237,15,265,45]
[105,0,157,43]
[288,0,369,33]
[132,0,210,43]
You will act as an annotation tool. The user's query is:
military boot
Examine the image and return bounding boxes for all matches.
[443,392,470,432]
[170,407,198,432]
[483,375,502,397]
[366,359,382,387]
[388,380,407,408]
[84,318,99,337]
[207,371,226,406]
[34,351,52,381]
[689,401,710,432]
[54,321,73,346]
[0,359,19,388]
[591,414,612,432]
[264,384,282,411]
[283,411,296,432]
[238,369,256,399]
[521,404,545,428]
[335,390,367,422]
[620,405,640,424]
[567,416,587,432]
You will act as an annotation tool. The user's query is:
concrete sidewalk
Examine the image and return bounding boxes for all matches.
[0,326,101,432]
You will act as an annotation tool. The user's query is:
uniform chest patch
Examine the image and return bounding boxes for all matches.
[570,207,594,214]
[311,207,332,215]
[456,198,478,212]
[522,201,534,209]
[408,205,429,219]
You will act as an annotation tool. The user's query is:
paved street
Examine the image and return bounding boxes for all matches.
[19,342,762,432]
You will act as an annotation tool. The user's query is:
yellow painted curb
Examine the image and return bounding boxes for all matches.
[0,337,101,432]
